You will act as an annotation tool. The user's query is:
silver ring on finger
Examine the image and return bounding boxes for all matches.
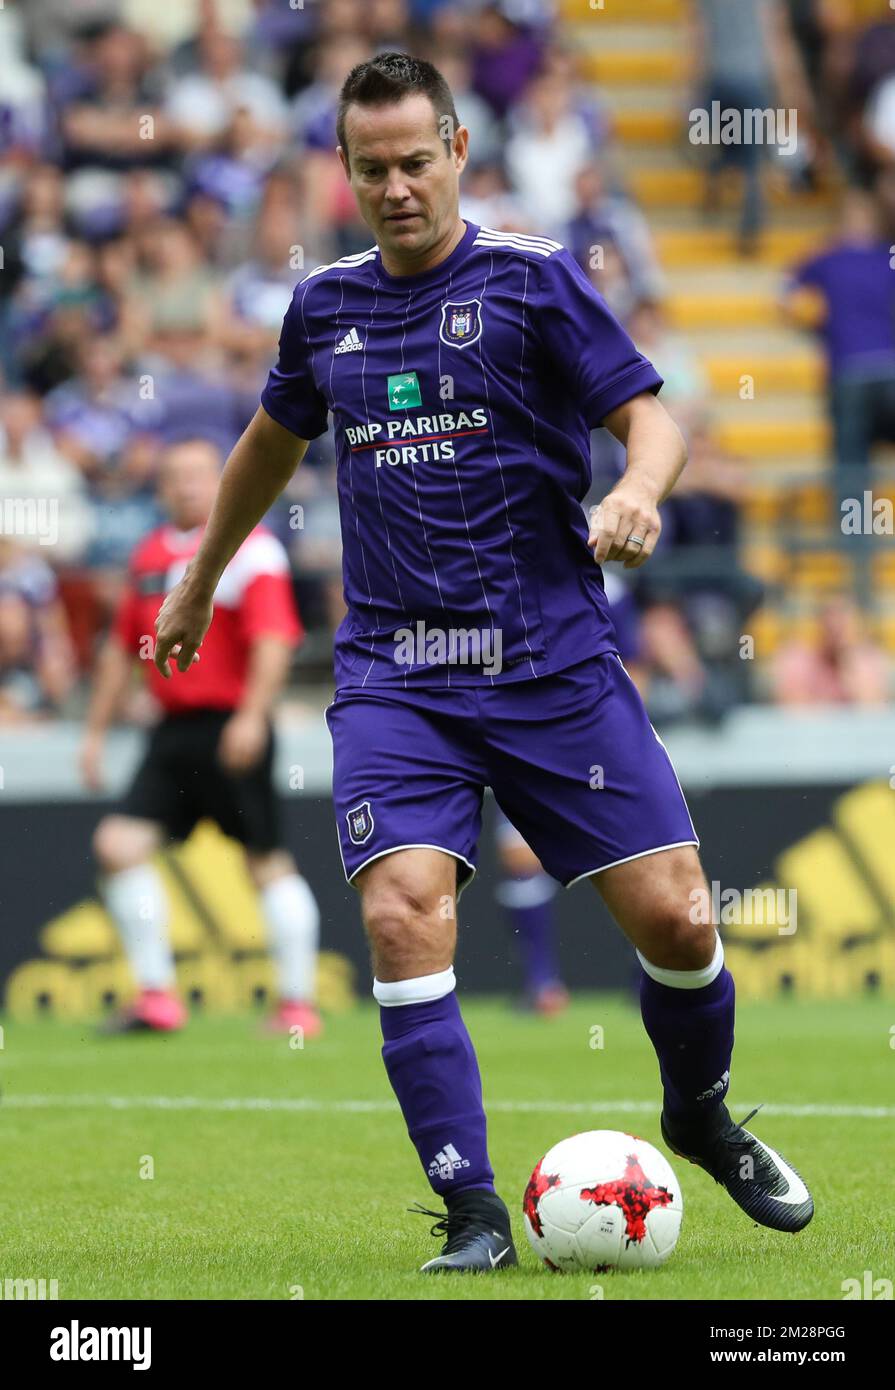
[626,534,645,548]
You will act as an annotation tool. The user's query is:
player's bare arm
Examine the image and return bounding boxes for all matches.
[587,390,688,569]
[80,637,134,791]
[154,407,308,678]
[219,635,293,774]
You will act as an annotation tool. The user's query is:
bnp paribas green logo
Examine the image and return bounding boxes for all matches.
[387,371,422,410]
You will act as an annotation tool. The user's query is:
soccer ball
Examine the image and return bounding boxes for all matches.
[523,1130,683,1272]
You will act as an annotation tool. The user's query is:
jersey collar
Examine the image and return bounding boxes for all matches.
[374,219,479,288]
[163,524,205,550]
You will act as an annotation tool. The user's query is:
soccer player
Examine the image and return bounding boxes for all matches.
[153,54,814,1271]
[495,811,569,1015]
[81,437,322,1038]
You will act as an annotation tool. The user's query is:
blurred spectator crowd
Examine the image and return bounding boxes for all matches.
[0,0,892,724]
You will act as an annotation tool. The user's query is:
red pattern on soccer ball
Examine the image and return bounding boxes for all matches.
[523,1158,561,1237]
[579,1152,673,1244]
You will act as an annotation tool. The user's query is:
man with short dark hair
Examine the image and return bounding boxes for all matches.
[155,53,814,1273]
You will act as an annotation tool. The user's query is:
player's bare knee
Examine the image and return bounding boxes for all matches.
[363,882,434,943]
[671,917,716,971]
[245,848,295,888]
[92,816,159,874]
[360,869,453,976]
[91,817,129,872]
[642,910,716,971]
[500,840,543,877]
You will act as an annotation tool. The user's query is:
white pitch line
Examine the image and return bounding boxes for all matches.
[2,1094,894,1118]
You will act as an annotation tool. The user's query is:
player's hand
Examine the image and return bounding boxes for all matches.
[154,574,214,678]
[80,729,105,791]
[218,710,268,774]
[587,482,661,569]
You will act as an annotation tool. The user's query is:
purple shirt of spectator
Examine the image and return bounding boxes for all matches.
[188,155,267,219]
[470,25,544,118]
[43,382,134,460]
[787,240,895,379]
[137,368,256,456]
[850,21,895,110]
[302,103,338,152]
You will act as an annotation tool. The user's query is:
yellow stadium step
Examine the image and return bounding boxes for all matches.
[631,168,705,208]
[740,544,788,583]
[747,608,825,658]
[789,481,835,526]
[742,484,789,526]
[655,226,825,268]
[667,291,780,329]
[851,0,890,20]
[581,50,685,85]
[715,417,827,457]
[614,109,680,144]
[790,552,854,590]
[560,0,684,21]
[703,355,824,395]
[630,166,838,210]
[745,608,781,656]
[751,608,830,658]
[873,552,895,587]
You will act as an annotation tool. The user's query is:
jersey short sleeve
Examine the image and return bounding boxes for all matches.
[235,532,303,647]
[534,249,663,428]
[239,571,303,646]
[786,252,825,292]
[260,280,330,440]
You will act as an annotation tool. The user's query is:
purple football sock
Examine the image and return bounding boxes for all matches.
[380,990,495,1198]
[639,965,736,1126]
[498,872,562,993]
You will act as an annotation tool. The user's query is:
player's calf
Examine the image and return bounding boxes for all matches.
[361,852,516,1272]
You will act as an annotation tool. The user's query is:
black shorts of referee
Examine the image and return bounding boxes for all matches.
[119,708,282,851]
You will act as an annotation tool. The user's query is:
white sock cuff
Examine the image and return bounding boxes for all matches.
[637,932,724,990]
[102,862,162,900]
[262,872,320,923]
[373,966,456,1007]
[495,872,557,908]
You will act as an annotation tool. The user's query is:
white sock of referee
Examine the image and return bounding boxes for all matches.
[261,872,320,1003]
[102,863,175,989]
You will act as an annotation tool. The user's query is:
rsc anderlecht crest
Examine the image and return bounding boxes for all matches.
[439,299,483,349]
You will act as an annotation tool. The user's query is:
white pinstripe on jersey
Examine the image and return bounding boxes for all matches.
[358,280,408,687]
[437,264,496,672]
[331,273,383,687]
[393,281,449,688]
[473,250,538,680]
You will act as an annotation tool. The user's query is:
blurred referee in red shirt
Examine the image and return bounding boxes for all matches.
[80,438,321,1037]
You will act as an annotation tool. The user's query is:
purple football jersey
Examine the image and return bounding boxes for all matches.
[261,220,663,688]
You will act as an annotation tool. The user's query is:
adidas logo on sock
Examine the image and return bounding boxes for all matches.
[428,1142,471,1181]
[334,327,364,354]
[696,1070,730,1103]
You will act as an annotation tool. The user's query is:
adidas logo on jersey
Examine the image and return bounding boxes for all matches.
[334,327,364,354]
[428,1143,470,1181]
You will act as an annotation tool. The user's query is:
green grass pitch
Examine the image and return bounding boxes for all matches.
[1,995,891,1300]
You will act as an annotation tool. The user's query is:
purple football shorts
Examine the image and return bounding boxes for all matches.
[325,652,698,890]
